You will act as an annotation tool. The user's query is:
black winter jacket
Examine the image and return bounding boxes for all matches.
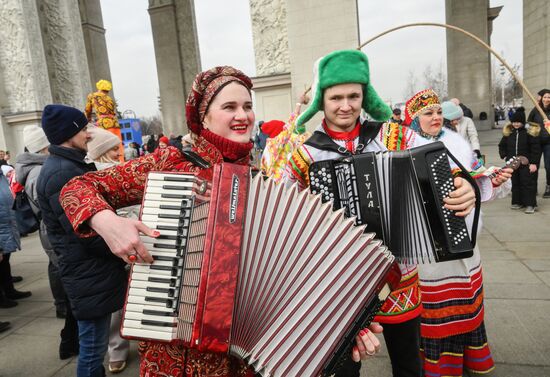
[527,106,550,144]
[36,145,127,320]
[498,124,542,165]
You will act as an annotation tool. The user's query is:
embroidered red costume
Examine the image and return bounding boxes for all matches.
[60,136,255,377]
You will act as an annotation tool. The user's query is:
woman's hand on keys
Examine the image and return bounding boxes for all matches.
[89,209,158,264]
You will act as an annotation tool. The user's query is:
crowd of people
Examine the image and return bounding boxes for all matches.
[1,48,549,377]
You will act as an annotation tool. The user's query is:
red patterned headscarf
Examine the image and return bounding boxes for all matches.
[185,66,253,135]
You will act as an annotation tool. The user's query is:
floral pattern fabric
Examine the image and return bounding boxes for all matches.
[85,91,120,129]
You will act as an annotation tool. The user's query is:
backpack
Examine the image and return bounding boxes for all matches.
[13,190,40,235]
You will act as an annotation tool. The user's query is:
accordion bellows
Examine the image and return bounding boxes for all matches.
[121,164,395,377]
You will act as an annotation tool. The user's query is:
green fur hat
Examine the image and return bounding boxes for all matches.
[296,49,392,133]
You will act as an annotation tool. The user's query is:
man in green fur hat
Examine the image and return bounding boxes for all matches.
[295,49,391,134]
[283,49,479,377]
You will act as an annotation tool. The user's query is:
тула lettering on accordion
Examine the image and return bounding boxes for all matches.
[120,163,400,377]
[308,142,481,264]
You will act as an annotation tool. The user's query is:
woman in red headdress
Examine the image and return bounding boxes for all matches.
[404,89,512,377]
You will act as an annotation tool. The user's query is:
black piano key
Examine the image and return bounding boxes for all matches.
[161,193,187,199]
[148,277,177,287]
[150,265,178,275]
[141,319,177,328]
[152,243,179,249]
[143,309,176,317]
[156,225,179,231]
[159,204,184,210]
[158,213,184,219]
[153,255,179,262]
[161,176,195,182]
[156,234,178,240]
[162,184,190,190]
[147,287,176,296]
[145,297,174,307]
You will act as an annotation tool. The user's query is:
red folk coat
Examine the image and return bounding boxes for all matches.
[60,136,254,377]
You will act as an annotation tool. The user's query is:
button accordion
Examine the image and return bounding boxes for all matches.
[308,142,481,264]
[121,163,399,377]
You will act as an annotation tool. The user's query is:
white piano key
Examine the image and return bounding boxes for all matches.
[128,287,175,300]
[121,327,174,342]
[122,319,175,333]
[147,172,196,181]
[146,179,196,188]
[124,310,177,324]
[130,279,176,290]
[132,264,178,277]
[142,207,184,216]
[143,199,192,209]
[126,294,171,307]
[141,214,181,224]
[124,303,174,315]
[141,236,179,246]
[144,192,189,203]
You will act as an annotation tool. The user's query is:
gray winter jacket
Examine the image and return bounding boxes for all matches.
[15,152,54,261]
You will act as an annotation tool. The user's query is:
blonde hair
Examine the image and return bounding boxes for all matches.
[95,154,119,164]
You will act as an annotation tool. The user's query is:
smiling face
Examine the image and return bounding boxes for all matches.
[202,82,255,143]
[418,106,443,136]
[542,93,550,109]
[322,83,363,132]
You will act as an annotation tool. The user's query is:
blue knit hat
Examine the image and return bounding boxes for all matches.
[41,104,88,145]
[441,101,463,121]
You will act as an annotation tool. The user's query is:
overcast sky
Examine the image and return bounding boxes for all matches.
[101,0,521,118]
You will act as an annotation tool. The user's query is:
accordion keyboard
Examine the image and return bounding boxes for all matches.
[426,151,470,248]
[122,173,198,341]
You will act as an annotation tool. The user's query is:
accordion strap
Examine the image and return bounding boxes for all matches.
[304,120,383,156]
[179,147,211,169]
[445,150,481,248]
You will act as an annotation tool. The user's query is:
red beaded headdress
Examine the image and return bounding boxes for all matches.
[404,89,440,125]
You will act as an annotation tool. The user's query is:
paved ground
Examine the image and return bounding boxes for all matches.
[0,128,549,377]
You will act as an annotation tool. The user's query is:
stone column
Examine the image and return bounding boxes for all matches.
[445,0,498,130]
[249,0,293,122]
[36,0,91,110]
[79,0,113,96]
[285,0,359,130]
[148,0,201,136]
[0,0,52,152]
[523,0,550,111]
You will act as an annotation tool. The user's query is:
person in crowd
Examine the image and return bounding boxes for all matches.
[450,97,474,119]
[260,92,311,183]
[499,107,541,214]
[283,50,491,377]
[59,66,380,377]
[0,166,30,309]
[157,135,170,149]
[146,135,158,153]
[14,125,68,318]
[405,89,511,377]
[527,88,550,198]
[86,127,131,374]
[391,108,403,124]
[442,101,482,159]
[85,79,123,161]
[124,142,139,161]
[37,105,127,376]
[0,150,7,166]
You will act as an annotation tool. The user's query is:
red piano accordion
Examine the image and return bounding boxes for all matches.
[121,163,398,376]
